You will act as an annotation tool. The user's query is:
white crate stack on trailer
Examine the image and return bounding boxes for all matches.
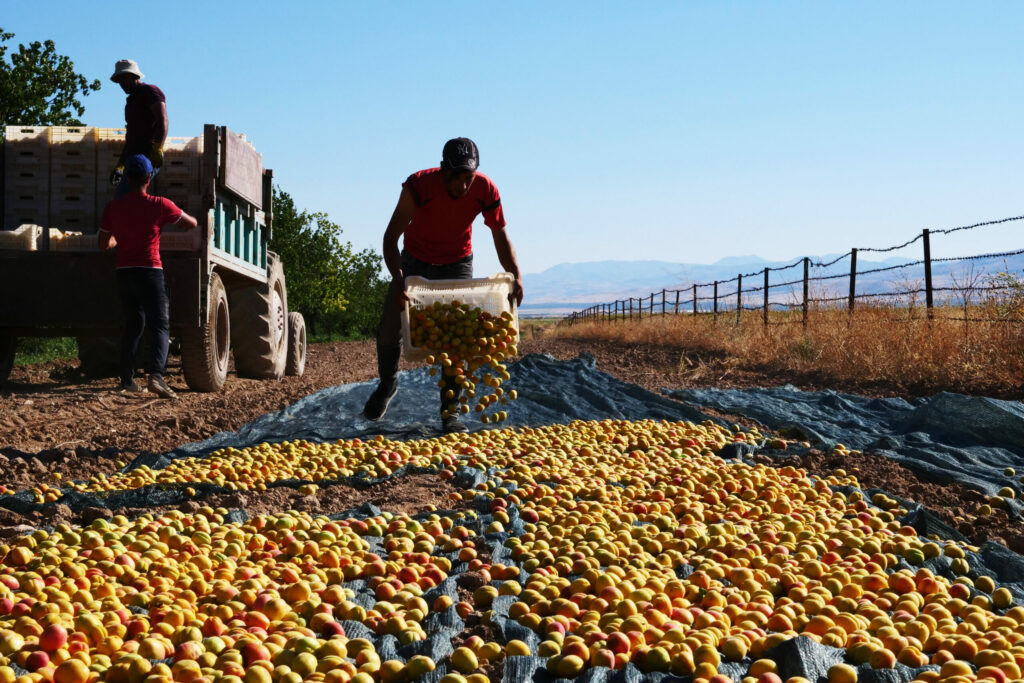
[2,125,203,250]
[2,126,50,230]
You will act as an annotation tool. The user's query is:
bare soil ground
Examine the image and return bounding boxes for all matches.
[1,337,1020,551]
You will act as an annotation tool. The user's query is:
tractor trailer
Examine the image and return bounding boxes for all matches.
[0,124,306,389]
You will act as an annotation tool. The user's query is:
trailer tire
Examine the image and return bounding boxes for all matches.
[77,336,121,378]
[286,312,306,377]
[182,272,230,392]
[0,334,16,384]
[230,251,288,380]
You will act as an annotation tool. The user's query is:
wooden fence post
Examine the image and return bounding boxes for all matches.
[674,289,680,314]
[649,293,654,316]
[713,281,719,322]
[661,289,666,315]
[923,229,934,319]
[693,284,697,316]
[736,274,743,326]
[802,257,809,329]
[629,298,634,321]
[849,248,857,314]
[763,268,769,328]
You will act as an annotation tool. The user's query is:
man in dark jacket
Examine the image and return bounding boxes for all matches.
[109,59,168,198]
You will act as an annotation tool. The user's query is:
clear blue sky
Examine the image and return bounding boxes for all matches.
[4,2,1022,278]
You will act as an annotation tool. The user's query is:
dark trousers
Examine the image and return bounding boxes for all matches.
[116,268,170,384]
[376,250,473,414]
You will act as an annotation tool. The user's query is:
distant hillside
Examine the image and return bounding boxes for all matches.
[520,252,1024,315]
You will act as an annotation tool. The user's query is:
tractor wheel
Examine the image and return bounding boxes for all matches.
[181,272,230,392]
[286,312,306,377]
[230,251,287,379]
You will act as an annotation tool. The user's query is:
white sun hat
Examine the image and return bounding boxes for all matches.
[111,59,144,82]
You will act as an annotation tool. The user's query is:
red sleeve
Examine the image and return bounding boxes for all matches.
[481,179,506,231]
[100,202,115,234]
[402,172,426,206]
[161,198,183,225]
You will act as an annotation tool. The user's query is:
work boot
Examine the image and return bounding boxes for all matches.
[119,378,145,393]
[147,374,177,399]
[363,381,398,421]
[442,414,468,434]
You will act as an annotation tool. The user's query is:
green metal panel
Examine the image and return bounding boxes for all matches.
[210,193,266,270]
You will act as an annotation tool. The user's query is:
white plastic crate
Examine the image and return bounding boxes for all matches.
[4,126,50,173]
[3,197,48,231]
[0,224,41,251]
[401,273,519,362]
[49,232,99,252]
[5,126,50,145]
[50,126,96,175]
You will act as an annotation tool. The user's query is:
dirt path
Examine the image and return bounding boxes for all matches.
[1,337,1020,550]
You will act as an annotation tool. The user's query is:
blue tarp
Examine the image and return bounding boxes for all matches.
[164,353,716,460]
[665,385,1024,501]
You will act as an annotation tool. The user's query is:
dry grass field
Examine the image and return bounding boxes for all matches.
[551,293,1024,398]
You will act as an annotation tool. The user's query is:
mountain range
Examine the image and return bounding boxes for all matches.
[520,252,1024,316]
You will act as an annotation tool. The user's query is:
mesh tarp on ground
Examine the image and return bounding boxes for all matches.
[665,385,1024,501]
[161,353,716,462]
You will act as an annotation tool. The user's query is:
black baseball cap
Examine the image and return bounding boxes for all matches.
[441,138,479,172]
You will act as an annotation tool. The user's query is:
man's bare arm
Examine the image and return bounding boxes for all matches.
[382,188,416,308]
[151,101,168,147]
[492,227,524,306]
[175,211,199,231]
[98,230,115,250]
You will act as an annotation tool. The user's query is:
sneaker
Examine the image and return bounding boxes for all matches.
[147,375,177,399]
[363,381,398,421]
[119,379,145,393]
[442,414,468,434]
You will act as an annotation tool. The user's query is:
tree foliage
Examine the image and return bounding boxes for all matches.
[270,188,387,338]
[0,28,101,135]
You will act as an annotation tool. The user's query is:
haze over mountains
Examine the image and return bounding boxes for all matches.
[520,252,1024,316]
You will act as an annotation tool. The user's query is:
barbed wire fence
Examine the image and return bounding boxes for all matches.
[559,215,1024,327]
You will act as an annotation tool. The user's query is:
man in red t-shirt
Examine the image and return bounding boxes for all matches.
[363,138,524,433]
[108,59,168,198]
[99,154,198,397]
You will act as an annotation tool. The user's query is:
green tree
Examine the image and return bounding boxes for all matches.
[270,188,387,337]
[0,28,101,136]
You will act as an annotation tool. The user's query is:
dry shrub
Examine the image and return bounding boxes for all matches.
[552,293,1024,396]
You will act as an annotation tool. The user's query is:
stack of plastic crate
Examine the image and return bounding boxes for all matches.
[94,127,127,214]
[49,126,96,233]
[152,135,203,221]
[2,126,50,230]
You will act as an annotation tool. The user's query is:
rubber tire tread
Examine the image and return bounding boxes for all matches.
[230,252,288,380]
[0,335,15,384]
[286,311,306,377]
[182,272,229,392]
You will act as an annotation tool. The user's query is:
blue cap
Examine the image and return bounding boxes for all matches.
[126,153,153,175]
